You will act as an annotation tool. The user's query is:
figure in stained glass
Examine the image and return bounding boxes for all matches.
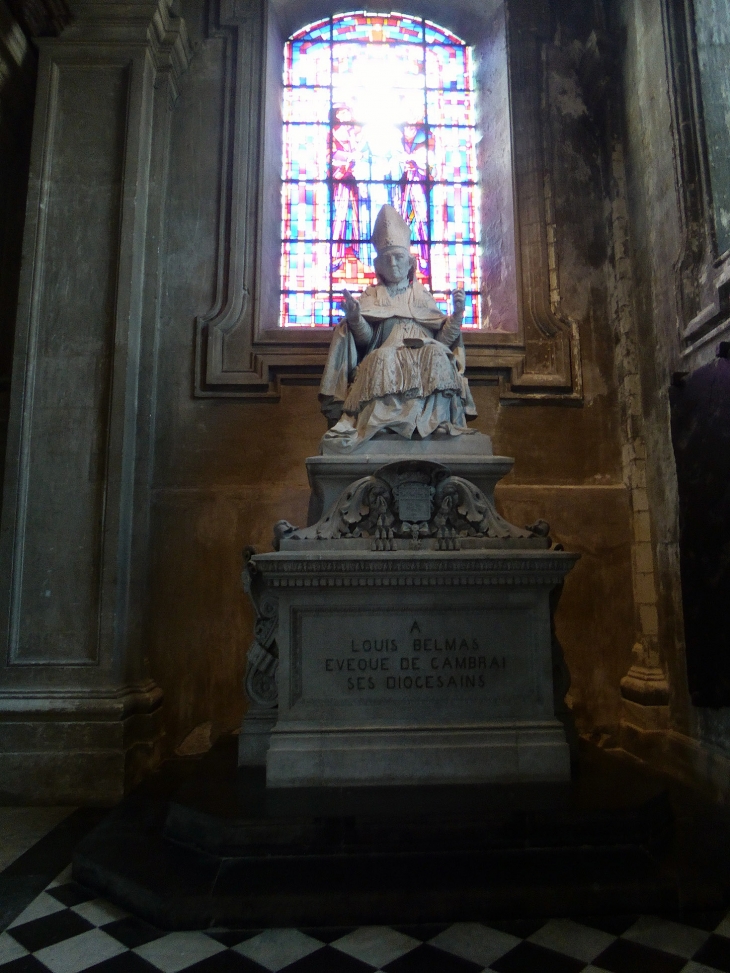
[331,105,370,286]
[392,121,432,277]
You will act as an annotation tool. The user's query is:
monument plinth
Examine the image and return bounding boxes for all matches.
[248,548,576,787]
[239,204,578,786]
[240,440,578,786]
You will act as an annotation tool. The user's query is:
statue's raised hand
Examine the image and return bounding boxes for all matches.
[452,288,465,318]
[342,289,361,327]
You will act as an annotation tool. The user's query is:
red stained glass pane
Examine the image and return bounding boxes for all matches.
[331,12,423,43]
[332,241,378,289]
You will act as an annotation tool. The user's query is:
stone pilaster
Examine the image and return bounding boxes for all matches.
[607,137,670,733]
[0,0,191,802]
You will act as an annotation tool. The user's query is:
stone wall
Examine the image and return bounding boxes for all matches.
[148,0,633,758]
[615,0,730,786]
[3,0,725,801]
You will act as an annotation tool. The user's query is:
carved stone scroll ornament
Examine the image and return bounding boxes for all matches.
[274,461,543,552]
[242,548,278,708]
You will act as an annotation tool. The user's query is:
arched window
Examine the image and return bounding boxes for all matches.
[280,11,481,328]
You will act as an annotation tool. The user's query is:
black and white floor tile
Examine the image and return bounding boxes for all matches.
[2,869,730,973]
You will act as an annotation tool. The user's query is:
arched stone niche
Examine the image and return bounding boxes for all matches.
[195,0,582,402]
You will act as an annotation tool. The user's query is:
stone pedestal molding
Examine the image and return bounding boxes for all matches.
[0,0,191,802]
[250,548,577,787]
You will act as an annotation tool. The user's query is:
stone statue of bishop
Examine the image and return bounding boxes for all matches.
[319,205,477,451]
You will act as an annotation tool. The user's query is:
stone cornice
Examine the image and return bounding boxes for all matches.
[49,0,192,99]
[251,551,579,588]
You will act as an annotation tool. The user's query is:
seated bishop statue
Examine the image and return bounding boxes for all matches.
[319,205,477,452]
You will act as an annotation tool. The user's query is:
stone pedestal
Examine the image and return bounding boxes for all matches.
[306,432,510,524]
[241,435,577,787]
[251,549,576,787]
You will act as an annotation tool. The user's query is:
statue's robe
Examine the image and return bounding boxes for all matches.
[320,281,477,449]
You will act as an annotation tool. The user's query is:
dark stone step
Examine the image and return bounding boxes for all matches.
[71,736,726,930]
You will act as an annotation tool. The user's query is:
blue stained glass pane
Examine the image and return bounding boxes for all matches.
[281,291,333,327]
[332,43,424,89]
[281,242,330,290]
[361,183,390,237]
[431,127,477,181]
[282,124,328,179]
[424,19,464,45]
[426,89,474,125]
[425,44,467,90]
[283,86,330,123]
[292,17,330,42]
[431,291,480,328]
[429,243,479,291]
[331,12,423,43]
[287,40,331,86]
[282,182,329,240]
[431,183,479,242]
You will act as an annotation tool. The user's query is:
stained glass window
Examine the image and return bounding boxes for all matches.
[280,11,481,328]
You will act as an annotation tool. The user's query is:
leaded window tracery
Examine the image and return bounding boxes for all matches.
[280,11,481,328]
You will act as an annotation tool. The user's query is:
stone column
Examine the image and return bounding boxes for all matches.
[0,0,191,802]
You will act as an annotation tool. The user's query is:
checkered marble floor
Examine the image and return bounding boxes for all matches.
[2,869,730,973]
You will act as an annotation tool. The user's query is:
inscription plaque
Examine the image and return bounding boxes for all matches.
[397,482,431,522]
[293,606,543,719]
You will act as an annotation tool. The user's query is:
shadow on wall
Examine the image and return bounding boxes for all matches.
[670,348,730,709]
